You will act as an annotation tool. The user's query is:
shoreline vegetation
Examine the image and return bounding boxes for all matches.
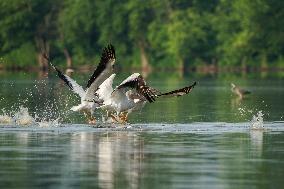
[0,0,283,75]
[0,64,283,76]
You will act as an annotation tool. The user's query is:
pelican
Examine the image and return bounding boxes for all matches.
[96,73,197,123]
[46,44,116,123]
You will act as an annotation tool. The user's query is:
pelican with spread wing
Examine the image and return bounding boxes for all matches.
[46,44,116,123]
[96,73,197,123]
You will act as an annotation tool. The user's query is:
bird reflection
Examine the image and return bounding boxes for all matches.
[70,133,99,171]
[98,135,113,189]
[69,132,144,189]
[97,132,144,189]
[231,96,242,107]
[250,130,264,158]
[16,132,29,145]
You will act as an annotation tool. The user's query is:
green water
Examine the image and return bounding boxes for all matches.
[0,72,283,123]
[0,72,283,189]
[0,125,284,189]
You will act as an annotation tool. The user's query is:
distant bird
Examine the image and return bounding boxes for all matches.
[45,44,116,123]
[96,73,197,123]
[231,83,251,99]
[65,68,74,76]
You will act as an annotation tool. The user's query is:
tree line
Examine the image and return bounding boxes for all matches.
[0,0,283,72]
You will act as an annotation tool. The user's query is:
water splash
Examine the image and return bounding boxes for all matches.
[250,111,264,130]
[14,106,36,125]
[238,107,254,116]
[0,114,14,124]
[0,106,60,127]
[37,118,60,127]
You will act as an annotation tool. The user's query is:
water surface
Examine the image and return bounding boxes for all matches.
[0,72,283,123]
[0,123,284,189]
[0,72,283,189]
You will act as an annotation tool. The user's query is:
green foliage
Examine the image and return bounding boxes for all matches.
[0,0,34,52]
[214,0,284,66]
[57,0,98,64]
[0,0,283,69]
[94,0,132,66]
[2,42,36,68]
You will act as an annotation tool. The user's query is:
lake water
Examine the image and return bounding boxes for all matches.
[0,72,283,189]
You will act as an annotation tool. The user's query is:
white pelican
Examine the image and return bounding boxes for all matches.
[96,73,197,123]
[46,44,116,123]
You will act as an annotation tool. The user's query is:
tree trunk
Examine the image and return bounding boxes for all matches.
[138,41,151,77]
[63,48,72,69]
[35,37,49,71]
[37,53,44,69]
[260,53,268,71]
[178,56,184,78]
[241,56,248,75]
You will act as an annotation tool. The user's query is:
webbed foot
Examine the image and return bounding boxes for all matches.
[118,112,128,124]
[88,118,96,124]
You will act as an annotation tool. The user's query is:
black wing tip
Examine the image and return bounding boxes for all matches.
[49,64,74,90]
[107,43,114,50]
[41,52,58,71]
[102,43,116,60]
[147,93,156,103]
[145,94,155,103]
[157,81,197,97]
[86,44,116,88]
[43,53,74,91]
[145,88,157,103]
[184,81,197,94]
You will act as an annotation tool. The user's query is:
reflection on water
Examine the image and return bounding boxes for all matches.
[230,96,242,107]
[250,130,264,158]
[98,137,113,189]
[0,128,284,189]
[96,132,144,189]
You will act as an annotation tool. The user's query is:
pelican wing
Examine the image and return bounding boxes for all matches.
[84,44,116,101]
[158,82,197,97]
[95,74,116,102]
[46,57,85,98]
[113,73,156,103]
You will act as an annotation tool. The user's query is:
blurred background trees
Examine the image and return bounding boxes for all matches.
[0,0,283,71]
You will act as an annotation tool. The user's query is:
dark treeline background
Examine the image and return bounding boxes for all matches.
[0,0,283,72]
